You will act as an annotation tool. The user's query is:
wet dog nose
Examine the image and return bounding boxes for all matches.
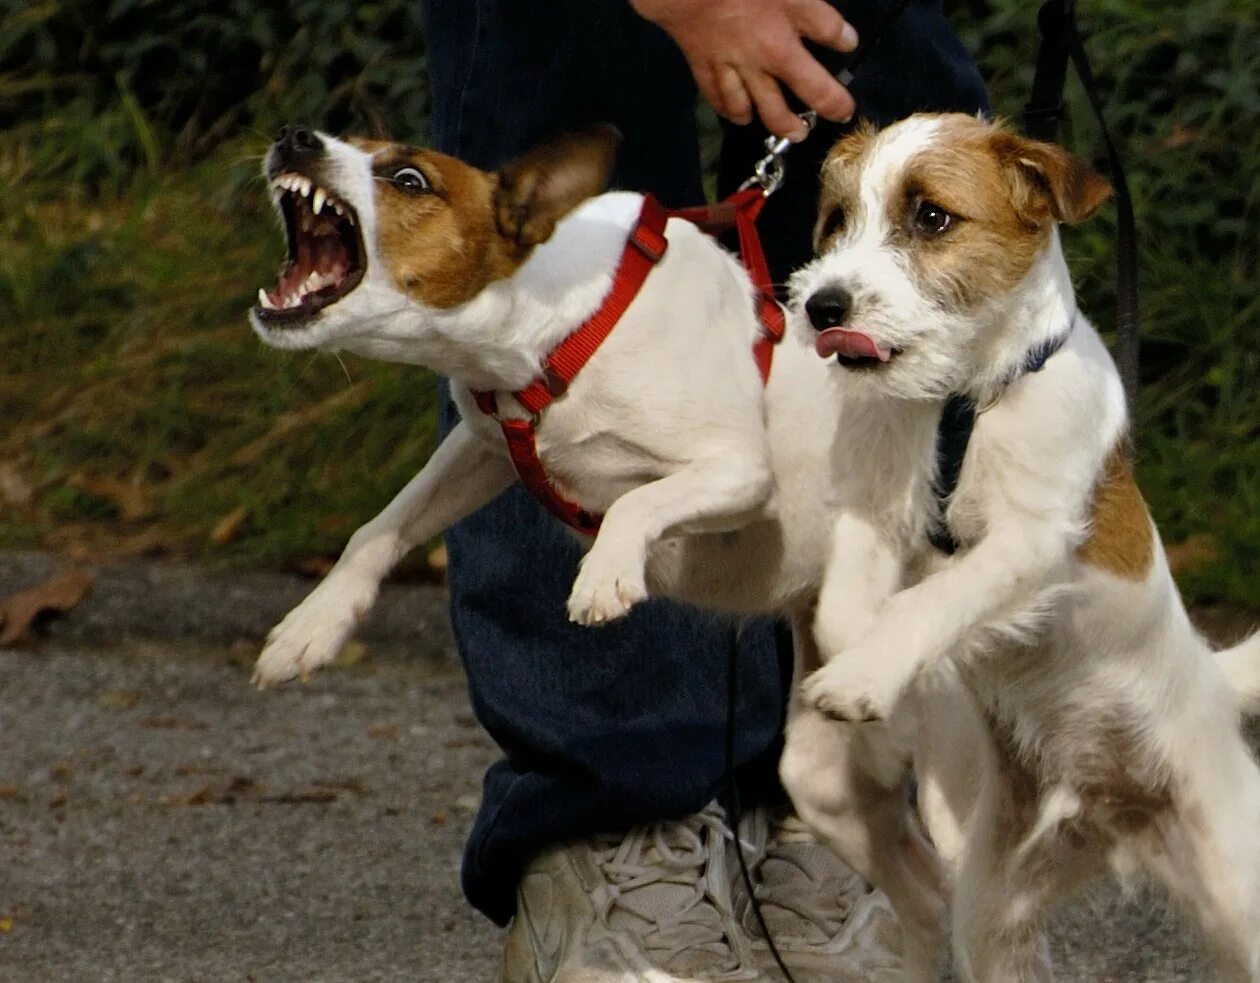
[275,124,323,163]
[805,286,853,331]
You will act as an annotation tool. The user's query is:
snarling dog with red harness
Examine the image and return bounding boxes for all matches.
[248,123,848,679]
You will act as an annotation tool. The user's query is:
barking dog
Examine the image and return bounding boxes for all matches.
[247,123,850,681]
[781,113,1260,982]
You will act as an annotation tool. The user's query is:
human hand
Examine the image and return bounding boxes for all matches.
[629,0,859,141]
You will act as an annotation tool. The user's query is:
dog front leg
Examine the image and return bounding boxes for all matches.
[812,511,903,659]
[806,520,1066,722]
[253,421,515,687]
[566,454,772,626]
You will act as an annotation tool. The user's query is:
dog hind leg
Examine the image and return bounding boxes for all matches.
[1137,744,1260,982]
[781,705,948,983]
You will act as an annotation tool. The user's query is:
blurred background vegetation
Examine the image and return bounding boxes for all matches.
[1,0,1257,603]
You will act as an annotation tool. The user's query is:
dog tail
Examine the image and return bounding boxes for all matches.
[1216,631,1260,715]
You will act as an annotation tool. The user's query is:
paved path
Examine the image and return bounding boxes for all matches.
[1,550,1253,981]
[1,640,503,982]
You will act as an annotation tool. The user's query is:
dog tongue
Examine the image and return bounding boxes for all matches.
[814,327,893,362]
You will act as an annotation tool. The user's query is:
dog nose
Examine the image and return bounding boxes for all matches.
[805,286,854,331]
[275,124,323,162]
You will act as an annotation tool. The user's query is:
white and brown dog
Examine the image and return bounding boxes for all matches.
[248,122,846,674]
[782,112,1260,982]
[245,118,1260,981]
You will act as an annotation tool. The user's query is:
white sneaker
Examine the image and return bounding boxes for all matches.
[503,804,772,982]
[732,812,904,982]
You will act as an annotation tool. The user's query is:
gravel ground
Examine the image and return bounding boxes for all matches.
[0,553,1255,981]
[0,640,502,983]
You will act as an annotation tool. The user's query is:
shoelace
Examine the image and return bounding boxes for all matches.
[591,807,744,968]
[747,815,868,943]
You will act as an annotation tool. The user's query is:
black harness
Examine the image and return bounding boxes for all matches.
[929,328,1073,555]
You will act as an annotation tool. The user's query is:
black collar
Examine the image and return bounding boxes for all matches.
[928,328,1072,555]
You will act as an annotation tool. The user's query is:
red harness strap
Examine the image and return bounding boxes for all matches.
[472,191,784,535]
[670,187,786,383]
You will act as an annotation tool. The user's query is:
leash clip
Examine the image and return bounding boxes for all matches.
[740,110,818,197]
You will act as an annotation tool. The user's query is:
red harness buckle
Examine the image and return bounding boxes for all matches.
[629,221,669,263]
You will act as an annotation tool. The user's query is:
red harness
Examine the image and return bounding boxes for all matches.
[471,189,785,536]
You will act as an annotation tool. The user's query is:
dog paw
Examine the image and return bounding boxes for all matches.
[566,553,648,627]
[801,659,906,723]
[252,578,375,688]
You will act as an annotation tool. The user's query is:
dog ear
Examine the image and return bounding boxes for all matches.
[992,132,1112,225]
[495,124,622,248]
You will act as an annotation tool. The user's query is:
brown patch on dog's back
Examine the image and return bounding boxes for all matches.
[1077,444,1154,580]
[372,149,526,309]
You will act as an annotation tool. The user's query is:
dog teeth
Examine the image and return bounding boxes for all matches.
[269,172,354,224]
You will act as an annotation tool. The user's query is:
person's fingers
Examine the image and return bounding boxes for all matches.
[688,57,731,120]
[776,40,857,123]
[742,68,809,141]
[790,0,859,53]
[715,63,753,125]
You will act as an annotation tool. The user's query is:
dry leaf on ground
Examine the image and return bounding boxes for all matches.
[0,568,93,646]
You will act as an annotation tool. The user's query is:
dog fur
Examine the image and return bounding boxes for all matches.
[245,118,1260,982]
[248,125,846,677]
[781,113,1260,982]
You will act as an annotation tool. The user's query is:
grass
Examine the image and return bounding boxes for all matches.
[2,0,1258,606]
[0,142,441,568]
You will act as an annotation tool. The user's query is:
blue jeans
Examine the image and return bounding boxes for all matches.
[418,0,987,926]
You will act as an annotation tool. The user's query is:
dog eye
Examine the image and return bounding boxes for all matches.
[914,200,954,236]
[391,167,430,193]
[818,206,846,244]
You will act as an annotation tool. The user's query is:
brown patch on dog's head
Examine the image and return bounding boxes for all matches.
[495,124,621,248]
[367,125,620,309]
[1077,443,1154,580]
[814,121,876,252]
[850,115,1112,312]
[990,129,1113,227]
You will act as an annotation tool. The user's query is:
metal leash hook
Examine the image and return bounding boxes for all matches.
[741,109,818,196]
[739,68,857,196]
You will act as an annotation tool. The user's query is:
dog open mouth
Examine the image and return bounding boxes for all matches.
[254,172,365,325]
[814,327,900,370]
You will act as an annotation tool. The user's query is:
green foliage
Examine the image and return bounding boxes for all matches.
[2,0,1258,605]
[964,0,1260,603]
[0,0,428,187]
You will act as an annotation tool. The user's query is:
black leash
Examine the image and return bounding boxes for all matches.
[932,2,1142,552]
[723,624,796,982]
[1024,0,1140,407]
